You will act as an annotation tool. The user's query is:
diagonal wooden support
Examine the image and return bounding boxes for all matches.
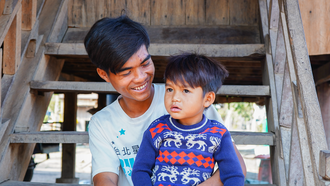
[0,0,22,45]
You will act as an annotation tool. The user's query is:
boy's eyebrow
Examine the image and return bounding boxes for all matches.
[117,54,151,73]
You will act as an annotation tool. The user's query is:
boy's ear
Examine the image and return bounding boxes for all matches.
[203,91,215,108]
[97,68,111,82]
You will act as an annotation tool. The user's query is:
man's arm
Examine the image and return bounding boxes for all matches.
[197,142,246,186]
[93,172,118,186]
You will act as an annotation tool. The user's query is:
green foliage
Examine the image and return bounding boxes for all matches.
[231,102,254,121]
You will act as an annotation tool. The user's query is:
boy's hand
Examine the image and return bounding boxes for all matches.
[197,169,223,186]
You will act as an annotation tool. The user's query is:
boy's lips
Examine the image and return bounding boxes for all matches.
[170,105,181,112]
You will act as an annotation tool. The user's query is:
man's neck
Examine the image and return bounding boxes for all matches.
[118,86,155,118]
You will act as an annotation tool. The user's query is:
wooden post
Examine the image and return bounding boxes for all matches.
[22,0,37,30]
[3,5,21,75]
[56,92,79,183]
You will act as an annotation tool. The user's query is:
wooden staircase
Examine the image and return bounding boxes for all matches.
[0,0,329,185]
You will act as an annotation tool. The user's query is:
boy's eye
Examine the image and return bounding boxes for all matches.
[166,88,173,92]
[183,89,190,93]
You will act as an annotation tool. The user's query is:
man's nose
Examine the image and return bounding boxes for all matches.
[133,67,146,81]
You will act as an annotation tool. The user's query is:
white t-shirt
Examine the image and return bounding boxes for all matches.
[88,84,223,186]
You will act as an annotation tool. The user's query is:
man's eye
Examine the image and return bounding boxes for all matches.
[184,89,190,93]
[122,71,131,76]
[166,88,173,92]
[142,61,150,67]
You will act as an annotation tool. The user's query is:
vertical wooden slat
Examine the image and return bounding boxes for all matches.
[186,0,205,25]
[230,0,259,26]
[205,0,229,25]
[21,0,37,30]
[126,0,150,25]
[317,82,330,150]
[151,0,185,26]
[3,5,22,75]
[0,49,2,113]
[0,1,6,14]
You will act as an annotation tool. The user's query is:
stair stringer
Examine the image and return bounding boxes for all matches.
[0,0,67,181]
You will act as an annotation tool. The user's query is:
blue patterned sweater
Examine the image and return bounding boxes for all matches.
[132,114,244,186]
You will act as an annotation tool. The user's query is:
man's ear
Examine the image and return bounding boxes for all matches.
[96,68,111,82]
[203,91,215,108]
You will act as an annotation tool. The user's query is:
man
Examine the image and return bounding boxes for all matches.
[84,15,246,186]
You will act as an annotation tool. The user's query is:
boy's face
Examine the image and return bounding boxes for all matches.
[97,45,155,103]
[165,80,213,125]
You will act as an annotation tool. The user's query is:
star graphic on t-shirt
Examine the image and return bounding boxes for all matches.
[119,129,126,135]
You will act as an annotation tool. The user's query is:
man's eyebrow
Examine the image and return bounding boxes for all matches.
[117,54,151,73]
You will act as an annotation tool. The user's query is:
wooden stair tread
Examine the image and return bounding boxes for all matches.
[0,180,92,186]
[30,81,270,96]
[44,43,265,58]
[10,131,275,145]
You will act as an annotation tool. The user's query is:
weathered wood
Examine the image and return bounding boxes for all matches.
[230,0,259,26]
[313,62,330,86]
[3,4,21,75]
[317,82,330,150]
[151,0,185,26]
[283,0,328,184]
[0,0,66,181]
[45,43,265,58]
[0,49,2,113]
[186,0,205,25]
[269,0,279,59]
[205,0,229,25]
[298,0,330,55]
[3,0,19,14]
[21,0,37,30]
[30,81,270,97]
[0,180,92,186]
[278,64,292,128]
[1,75,13,105]
[0,0,21,45]
[63,26,261,44]
[319,150,330,180]
[9,131,274,145]
[47,0,68,43]
[126,0,150,25]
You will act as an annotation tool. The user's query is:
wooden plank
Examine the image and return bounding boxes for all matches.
[44,43,265,58]
[151,0,185,26]
[3,4,21,75]
[0,1,6,14]
[47,0,68,43]
[0,49,2,113]
[317,82,330,150]
[21,0,37,30]
[63,26,261,44]
[283,0,328,184]
[319,150,330,180]
[229,0,259,26]
[313,62,330,86]
[0,0,66,181]
[0,0,21,45]
[205,0,229,25]
[10,131,274,145]
[126,0,150,25]
[298,0,330,55]
[186,0,205,25]
[30,81,270,96]
[3,0,19,14]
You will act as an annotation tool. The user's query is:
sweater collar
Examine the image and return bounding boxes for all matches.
[168,114,208,132]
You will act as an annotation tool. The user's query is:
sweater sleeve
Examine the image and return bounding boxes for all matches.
[214,130,245,186]
[132,127,159,186]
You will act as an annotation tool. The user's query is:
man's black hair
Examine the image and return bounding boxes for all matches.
[84,15,150,74]
[164,53,229,96]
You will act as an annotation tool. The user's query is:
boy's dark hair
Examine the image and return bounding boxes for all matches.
[164,53,229,95]
[84,15,150,74]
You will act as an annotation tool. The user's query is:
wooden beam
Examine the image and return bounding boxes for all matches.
[3,4,21,75]
[313,62,330,86]
[283,0,328,184]
[0,0,21,45]
[10,131,274,145]
[44,43,266,58]
[21,0,37,30]
[30,81,270,97]
[319,150,330,180]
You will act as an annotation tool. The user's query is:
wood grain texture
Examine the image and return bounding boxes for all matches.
[298,0,330,55]
[319,150,330,180]
[205,0,229,25]
[230,0,258,26]
[21,0,37,30]
[186,0,205,25]
[151,0,185,25]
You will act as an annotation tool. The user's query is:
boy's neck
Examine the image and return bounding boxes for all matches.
[118,86,155,118]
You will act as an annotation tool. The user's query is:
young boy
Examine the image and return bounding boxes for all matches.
[84,15,246,186]
[132,54,245,186]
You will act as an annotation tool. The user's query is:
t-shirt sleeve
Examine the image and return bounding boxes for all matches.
[204,104,224,123]
[132,127,159,186]
[89,116,120,178]
[214,130,245,185]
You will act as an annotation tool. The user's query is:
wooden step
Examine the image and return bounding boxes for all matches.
[44,43,265,58]
[10,131,275,145]
[0,180,276,186]
[30,81,270,97]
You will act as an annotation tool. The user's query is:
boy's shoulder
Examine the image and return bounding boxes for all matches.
[203,118,229,137]
[148,114,170,128]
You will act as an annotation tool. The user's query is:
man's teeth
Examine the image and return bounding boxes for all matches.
[134,83,147,90]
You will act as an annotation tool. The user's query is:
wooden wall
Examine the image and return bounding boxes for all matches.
[67,0,259,27]
[299,0,330,55]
